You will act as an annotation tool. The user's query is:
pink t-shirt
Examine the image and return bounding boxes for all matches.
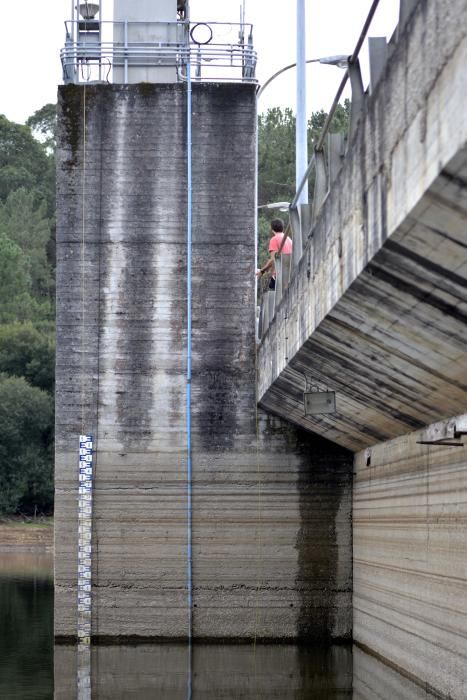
[269,232,292,255]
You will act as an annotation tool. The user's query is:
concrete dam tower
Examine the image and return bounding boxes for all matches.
[55,0,352,642]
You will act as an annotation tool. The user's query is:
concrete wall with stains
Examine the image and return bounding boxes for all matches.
[354,427,467,699]
[54,83,353,641]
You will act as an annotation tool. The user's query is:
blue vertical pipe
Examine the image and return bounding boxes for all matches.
[186,49,193,700]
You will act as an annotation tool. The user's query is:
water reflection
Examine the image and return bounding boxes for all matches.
[0,551,53,700]
[0,553,443,699]
[55,641,445,699]
[55,643,353,699]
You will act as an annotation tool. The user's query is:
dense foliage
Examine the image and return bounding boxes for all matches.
[0,106,56,516]
[257,100,350,263]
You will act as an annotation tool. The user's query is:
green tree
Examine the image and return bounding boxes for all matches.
[0,114,53,211]
[26,103,57,154]
[0,234,30,297]
[0,376,54,515]
[307,99,351,146]
[0,323,55,393]
[0,234,52,323]
[0,188,54,298]
[257,101,351,263]
[258,107,296,208]
[0,108,56,516]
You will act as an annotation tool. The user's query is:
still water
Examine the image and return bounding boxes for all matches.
[0,551,440,699]
[0,551,54,699]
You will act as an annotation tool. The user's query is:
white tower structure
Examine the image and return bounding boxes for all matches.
[113,0,187,83]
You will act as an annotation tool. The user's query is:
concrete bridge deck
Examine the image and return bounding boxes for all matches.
[258,0,467,452]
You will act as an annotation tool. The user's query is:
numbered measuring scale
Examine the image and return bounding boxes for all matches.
[78,434,93,700]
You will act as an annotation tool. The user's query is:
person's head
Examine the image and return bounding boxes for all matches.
[270,218,284,233]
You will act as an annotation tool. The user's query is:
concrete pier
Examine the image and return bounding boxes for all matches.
[354,425,467,699]
[55,83,353,641]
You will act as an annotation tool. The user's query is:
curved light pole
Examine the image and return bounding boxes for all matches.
[256,55,348,99]
[257,53,348,211]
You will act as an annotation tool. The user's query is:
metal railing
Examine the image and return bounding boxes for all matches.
[258,0,394,341]
[61,20,257,84]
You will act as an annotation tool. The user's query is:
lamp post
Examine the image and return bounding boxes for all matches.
[296,0,307,205]
[256,55,348,100]
[257,53,348,209]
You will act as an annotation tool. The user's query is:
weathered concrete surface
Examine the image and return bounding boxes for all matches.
[353,422,467,699]
[55,83,352,640]
[353,645,445,700]
[258,0,467,452]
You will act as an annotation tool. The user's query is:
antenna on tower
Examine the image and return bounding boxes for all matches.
[239,0,246,43]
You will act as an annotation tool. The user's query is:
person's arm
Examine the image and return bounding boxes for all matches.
[256,250,276,278]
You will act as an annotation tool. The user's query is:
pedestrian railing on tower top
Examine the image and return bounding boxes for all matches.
[60,19,257,85]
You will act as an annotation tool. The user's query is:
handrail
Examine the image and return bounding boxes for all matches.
[291,0,382,206]
[259,0,386,341]
[61,19,257,85]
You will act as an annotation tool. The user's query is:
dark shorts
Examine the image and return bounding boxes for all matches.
[268,277,276,290]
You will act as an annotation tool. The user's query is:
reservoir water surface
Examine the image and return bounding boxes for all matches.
[0,550,441,698]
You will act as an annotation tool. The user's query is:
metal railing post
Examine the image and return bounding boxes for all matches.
[124,20,128,84]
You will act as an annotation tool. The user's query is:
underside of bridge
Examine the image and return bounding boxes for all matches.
[259,148,467,452]
[257,0,467,696]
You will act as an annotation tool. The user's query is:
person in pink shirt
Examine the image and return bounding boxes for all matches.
[256,219,292,290]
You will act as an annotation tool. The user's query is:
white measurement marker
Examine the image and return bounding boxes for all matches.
[77,434,93,700]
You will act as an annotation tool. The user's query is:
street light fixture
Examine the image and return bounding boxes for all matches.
[258,201,290,212]
[257,55,348,99]
[257,53,348,210]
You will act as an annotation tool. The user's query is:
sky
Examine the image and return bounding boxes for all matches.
[0,0,399,124]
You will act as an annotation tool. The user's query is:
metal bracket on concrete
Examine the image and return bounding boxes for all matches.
[312,150,328,226]
[347,58,365,145]
[303,377,336,416]
[368,37,388,94]
[304,390,336,416]
[417,415,467,446]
